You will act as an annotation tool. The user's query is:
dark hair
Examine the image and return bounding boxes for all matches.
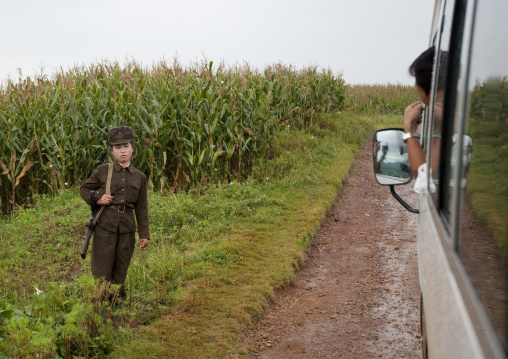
[409,47,435,96]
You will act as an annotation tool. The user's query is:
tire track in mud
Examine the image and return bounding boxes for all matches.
[244,142,422,359]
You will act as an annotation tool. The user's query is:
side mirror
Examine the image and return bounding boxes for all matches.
[372,128,412,185]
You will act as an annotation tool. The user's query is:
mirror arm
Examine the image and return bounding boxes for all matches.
[390,185,419,214]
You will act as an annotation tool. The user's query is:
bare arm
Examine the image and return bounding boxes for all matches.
[404,102,426,178]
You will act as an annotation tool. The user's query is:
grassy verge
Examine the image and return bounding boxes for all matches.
[0,112,403,357]
[114,113,372,358]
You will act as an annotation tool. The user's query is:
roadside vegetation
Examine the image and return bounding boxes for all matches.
[0,60,345,214]
[0,67,417,358]
[345,83,417,116]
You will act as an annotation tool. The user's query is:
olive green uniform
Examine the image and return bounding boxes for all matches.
[80,161,149,299]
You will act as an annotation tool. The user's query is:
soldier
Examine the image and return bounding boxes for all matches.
[80,126,149,302]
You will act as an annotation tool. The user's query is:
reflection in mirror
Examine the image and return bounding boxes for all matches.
[372,129,412,185]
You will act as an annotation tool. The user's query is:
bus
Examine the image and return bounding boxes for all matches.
[372,0,508,357]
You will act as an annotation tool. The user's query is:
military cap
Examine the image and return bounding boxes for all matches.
[108,126,135,145]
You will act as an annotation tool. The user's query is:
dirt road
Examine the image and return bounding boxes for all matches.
[245,143,422,358]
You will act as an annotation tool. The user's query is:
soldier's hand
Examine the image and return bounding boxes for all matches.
[97,194,113,205]
[139,238,149,248]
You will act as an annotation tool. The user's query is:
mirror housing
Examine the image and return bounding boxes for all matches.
[372,128,412,185]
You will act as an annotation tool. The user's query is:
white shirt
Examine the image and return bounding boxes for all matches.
[414,163,436,193]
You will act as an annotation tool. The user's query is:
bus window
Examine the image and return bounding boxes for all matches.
[458,0,508,350]
[428,0,454,220]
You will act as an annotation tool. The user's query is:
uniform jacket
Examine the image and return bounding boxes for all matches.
[80,162,150,239]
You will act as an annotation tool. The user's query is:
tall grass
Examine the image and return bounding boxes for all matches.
[0,60,346,213]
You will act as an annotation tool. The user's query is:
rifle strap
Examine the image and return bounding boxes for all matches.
[93,163,114,226]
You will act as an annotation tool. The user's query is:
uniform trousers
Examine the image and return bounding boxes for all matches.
[91,226,135,301]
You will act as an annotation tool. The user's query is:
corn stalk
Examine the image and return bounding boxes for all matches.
[0,60,346,213]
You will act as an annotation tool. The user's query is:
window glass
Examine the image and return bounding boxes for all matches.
[428,0,453,214]
[458,0,508,349]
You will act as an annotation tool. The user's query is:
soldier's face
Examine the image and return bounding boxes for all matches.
[111,143,134,166]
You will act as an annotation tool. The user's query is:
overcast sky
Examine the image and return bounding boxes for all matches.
[0,0,434,86]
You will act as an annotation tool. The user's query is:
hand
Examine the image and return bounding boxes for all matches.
[97,194,113,205]
[139,238,149,248]
[403,101,424,133]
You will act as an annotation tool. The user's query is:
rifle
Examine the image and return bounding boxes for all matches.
[80,163,113,259]
[80,190,97,259]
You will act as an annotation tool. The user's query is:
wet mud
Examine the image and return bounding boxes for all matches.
[244,143,422,359]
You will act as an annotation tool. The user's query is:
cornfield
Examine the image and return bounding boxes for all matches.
[0,60,346,214]
[345,84,419,115]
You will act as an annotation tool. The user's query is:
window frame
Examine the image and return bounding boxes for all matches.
[424,0,468,235]
[453,0,508,351]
